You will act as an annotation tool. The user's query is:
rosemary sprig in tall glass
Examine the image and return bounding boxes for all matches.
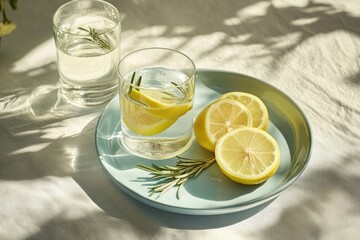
[78,26,111,50]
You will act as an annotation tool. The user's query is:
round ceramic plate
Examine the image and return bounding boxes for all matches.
[95,69,312,215]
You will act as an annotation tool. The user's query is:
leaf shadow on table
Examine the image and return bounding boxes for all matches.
[250,151,360,239]
[118,0,360,83]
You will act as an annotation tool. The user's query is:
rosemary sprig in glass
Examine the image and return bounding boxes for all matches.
[137,155,216,199]
[127,71,189,107]
[154,81,190,102]
[171,81,186,96]
[128,71,142,94]
[78,26,111,50]
[127,71,147,107]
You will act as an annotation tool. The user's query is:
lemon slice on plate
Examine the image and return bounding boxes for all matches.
[194,99,253,152]
[215,127,280,185]
[220,92,269,130]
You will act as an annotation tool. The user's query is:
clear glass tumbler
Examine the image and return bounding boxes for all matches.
[53,0,121,106]
[118,48,196,159]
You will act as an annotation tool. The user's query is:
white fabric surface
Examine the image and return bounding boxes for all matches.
[1,0,360,239]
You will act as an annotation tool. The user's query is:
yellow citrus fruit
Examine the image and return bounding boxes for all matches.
[128,89,192,119]
[121,95,178,136]
[220,92,269,130]
[215,127,280,185]
[194,99,253,152]
[121,89,192,136]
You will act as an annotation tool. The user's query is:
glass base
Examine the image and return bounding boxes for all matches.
[120,132,194,160]
[61,82,118,106]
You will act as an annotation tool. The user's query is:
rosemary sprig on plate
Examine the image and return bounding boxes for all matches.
[78,26,111,50]
[137,155,216,199]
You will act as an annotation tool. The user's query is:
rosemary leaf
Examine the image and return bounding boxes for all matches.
[161,92,180,99]
[194,164,208,177]
[136,163,158,173]
[135,76,142,91]
[154,179,178,192]
[175,172,192,179]
[177,181,186,199]
[171,81,186,96]
[177,162,201,167]
[161,166,180,171]
[128,71,136,95]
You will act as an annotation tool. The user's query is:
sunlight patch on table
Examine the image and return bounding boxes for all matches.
[8,142,52,156]
[291,17,319,26]
[10,38,57,74]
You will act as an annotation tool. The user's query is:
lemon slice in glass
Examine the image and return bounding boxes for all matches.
[129,89,192,119]
[194,99,253,152]
[121,89,192,136]
[121,95,178,136]
[215,127,280,185]
[220,92,269,130]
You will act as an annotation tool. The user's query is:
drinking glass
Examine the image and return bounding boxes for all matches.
[118,48,196,159]
[53,0,121,106]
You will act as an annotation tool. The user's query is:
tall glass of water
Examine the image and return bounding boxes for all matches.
[118,48,196,160]
[53,0,121,106]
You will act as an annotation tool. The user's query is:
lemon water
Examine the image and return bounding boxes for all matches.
[55,16,120,105]
[120,67,195,159]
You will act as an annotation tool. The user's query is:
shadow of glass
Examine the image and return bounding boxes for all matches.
[25,84,107,120]
[0,84,108,123]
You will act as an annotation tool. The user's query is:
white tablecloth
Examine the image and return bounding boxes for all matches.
[1,0,359,239]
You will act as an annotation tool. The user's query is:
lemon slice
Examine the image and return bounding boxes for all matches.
[129,89,192,119]
[194,99,253,152]
[121,96,177,136]
[220,92,269,130]
[215,127,280,185]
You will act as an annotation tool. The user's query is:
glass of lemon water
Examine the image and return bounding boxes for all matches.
[118,48,196,159]
[53,0,121,106]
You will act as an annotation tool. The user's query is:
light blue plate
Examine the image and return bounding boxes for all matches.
[95,69,312,215]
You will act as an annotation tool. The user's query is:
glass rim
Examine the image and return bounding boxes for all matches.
[52,0,121,37]
[117,47,196,91]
